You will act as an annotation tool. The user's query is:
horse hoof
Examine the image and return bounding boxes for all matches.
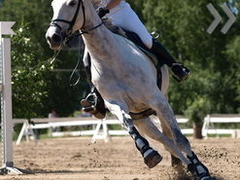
[171,155,182,168]
[144,149,162,168]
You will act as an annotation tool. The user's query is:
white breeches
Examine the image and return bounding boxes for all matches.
[106,2,153,49]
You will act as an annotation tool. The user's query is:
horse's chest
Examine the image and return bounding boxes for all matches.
[93,71,146,90]
[92,62,148,85]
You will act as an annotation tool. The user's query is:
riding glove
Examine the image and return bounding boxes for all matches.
[97,7,110,18]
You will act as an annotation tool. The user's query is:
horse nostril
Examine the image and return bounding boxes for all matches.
[52,33,62,43]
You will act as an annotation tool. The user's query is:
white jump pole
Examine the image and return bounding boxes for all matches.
[0,21,25,174]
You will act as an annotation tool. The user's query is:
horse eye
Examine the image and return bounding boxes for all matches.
[69,0,76,7]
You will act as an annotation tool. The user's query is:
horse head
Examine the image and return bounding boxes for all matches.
[45,0,86,50]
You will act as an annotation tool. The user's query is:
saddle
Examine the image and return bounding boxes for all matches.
[102,19,161,66]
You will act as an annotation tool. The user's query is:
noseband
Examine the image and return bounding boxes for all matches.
[51,0,84,34]
[50,0,103,39]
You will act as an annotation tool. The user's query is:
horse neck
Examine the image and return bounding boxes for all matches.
[81,1,117,60]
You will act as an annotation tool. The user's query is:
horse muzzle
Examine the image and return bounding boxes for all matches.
[45,26,63,50]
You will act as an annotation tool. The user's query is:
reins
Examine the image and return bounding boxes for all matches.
[49,0,104,86]
[50,0,83,35]
[66,22,103,43]
[50,0,103,41]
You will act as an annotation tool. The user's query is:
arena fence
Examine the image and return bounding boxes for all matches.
[0,21,25,174]
[14,113,240,145]
[14,117,128,144]
[1,21,239,174]
[14,116,190,144]
[202,114,240,138]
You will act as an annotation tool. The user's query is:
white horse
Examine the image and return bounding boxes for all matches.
[45,0,214,179]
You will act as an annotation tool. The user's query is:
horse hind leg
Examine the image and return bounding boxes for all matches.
[162,118,212,179]
[186,151,214,180]
[162,125,212,180]
[104,100,162,168]
[148,96,192,154]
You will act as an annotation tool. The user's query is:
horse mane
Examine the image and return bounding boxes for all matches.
[101,18,127,37]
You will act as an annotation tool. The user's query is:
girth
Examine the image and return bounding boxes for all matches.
[129,109,156,120]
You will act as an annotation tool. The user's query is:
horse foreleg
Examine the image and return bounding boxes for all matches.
[149,98,192,153]
[104,100,162,168]
[149,97,213,179]
[160,115,212,179]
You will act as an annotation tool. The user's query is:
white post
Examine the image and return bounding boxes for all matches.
[1,38,13,167]
[0,21,25,174]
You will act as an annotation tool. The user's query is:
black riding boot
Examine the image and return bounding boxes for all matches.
[150,40,190,83]
[80,64,106,119]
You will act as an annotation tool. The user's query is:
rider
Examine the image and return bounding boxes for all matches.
[81,0,190,118]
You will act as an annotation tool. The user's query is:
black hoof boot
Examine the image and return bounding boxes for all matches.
[171,155,183,168]
[143,148,162,168]
[129,126,162,169]
[171,63,190,83]
[81,93,106,119]
[187,152,213,180]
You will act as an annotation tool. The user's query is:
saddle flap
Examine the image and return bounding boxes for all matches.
[102,19,158,66]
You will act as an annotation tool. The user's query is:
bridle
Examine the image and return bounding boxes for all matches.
[50,0,103,42]
[49,0,104,86]
[51,0,83,35]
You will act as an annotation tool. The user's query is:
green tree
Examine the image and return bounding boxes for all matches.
[140,0,240,138]
[0,0,239,132]
[0,0,86,118]
[11,25,51,119]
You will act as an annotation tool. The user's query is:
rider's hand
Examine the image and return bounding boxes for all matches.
[97,7,110,18]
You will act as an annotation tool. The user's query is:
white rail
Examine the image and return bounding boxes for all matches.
[14,116,191,144]
[15,114,240,145]
[202,114,240,138]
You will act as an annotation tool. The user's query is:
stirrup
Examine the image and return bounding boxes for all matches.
[171,63,190,83]
[81,99,96,113]
[80,93,106,119]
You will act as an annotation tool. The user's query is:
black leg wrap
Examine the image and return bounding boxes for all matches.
[187,151,211,179]
[187,163,196,175]
[129,126,162,168]
[129,127,149,153]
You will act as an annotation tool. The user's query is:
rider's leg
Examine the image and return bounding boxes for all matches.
[80,52,106,119]
[150,40,190,83]
[107,4,190,82]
